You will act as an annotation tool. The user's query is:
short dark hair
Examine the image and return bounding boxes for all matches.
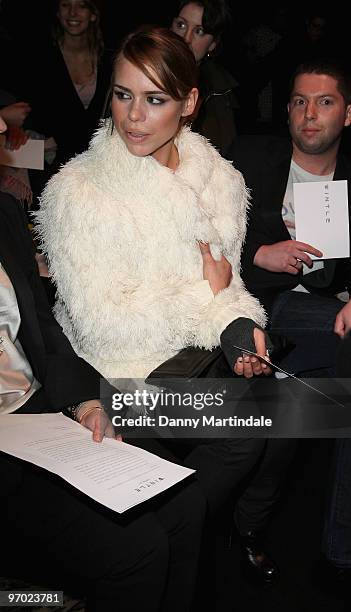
[289,59,351,105]
[177,0,231,39]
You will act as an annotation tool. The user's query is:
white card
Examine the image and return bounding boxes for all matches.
[294,180,349,259]
[0,135,44,170]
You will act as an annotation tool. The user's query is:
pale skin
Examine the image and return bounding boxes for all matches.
[253,73,351,338]
[111,57,197,168]
[171,2,217,64]
[76,400,122,442]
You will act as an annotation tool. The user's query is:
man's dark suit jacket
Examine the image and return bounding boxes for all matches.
[228,136,351,313]
[0,193,101,412]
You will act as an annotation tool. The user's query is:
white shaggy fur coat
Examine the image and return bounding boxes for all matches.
[37,121,266,379]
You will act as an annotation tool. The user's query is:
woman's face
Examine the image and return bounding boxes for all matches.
[111,56,197,168]
[57,0,96,37]
[171,2,216,64]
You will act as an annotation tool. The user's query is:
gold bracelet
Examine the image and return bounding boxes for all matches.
[78,405,103,424]
[68,402,84,422]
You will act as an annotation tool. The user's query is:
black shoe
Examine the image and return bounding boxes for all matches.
[240,530,279,585]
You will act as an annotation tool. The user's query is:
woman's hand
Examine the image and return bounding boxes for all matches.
[199,242,232,295]
[233,328,272,378]
[77,402,122,442]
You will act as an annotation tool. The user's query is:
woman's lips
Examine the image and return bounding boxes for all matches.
[125,131,149,142]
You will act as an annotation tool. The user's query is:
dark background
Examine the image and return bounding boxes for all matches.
[1,1,348,65]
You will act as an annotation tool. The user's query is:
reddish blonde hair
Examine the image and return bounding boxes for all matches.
[113,26,198,101]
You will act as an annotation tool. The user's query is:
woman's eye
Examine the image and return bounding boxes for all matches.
[195,27,205,36]
[113,90,130,100]
[147,96,165,105]
[173,19,186,31]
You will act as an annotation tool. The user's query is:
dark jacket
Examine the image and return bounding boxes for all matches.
[228,135,351,312]
[0,193,102,412]
[192,58,239,157]
[24,45,112,169]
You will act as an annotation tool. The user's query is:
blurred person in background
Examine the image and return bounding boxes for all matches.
[239,6,289,134]
[0,90,32,205]
[171,0,239,156]
[25,0,112,172]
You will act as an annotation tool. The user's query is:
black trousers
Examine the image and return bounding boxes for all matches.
[3,392,206,612]
[1,452,205,612]
[136,436,265,518]
[234,438,298,533]
[152,358,296,528]
[150,435,296,532]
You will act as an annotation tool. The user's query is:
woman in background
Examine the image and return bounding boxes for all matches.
[171,0,239,156]
[26,0,112,170]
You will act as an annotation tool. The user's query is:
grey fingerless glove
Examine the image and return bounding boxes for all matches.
[220,317,273,369]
